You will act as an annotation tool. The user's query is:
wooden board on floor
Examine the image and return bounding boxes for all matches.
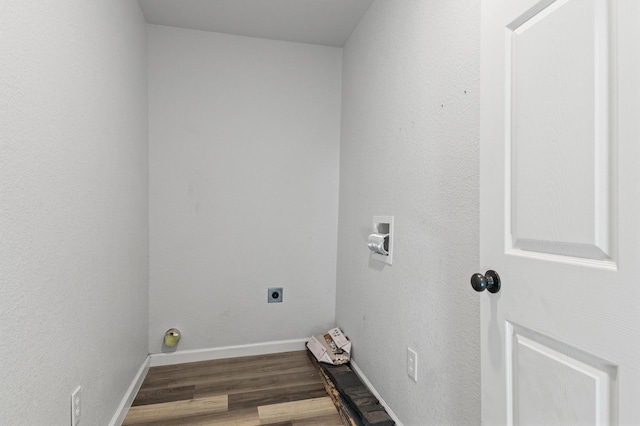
[305,350,395,426]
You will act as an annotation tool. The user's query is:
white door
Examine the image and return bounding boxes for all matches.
[479,0,640,425]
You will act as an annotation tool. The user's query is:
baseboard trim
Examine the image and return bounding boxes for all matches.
[109,355,150,426]
[350,359,404,426]
[149,338,308,367]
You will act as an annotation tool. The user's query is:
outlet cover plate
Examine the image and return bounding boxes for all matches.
[268,287,283,303]
[407,348,418,382]
[71,386,81,426]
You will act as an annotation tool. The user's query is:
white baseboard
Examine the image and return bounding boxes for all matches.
[350,359,404,426]
[109,356,150,426]
[149,338,308,367]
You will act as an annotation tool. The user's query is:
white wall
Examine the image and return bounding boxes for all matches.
[0,1,148,425]
[148,25,342,353]
[336,1,480,424]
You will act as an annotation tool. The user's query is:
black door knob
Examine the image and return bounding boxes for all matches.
[470,270,501,293]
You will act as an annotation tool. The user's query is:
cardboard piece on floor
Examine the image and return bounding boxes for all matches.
[306,327,351,365]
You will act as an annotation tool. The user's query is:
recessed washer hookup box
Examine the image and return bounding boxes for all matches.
[306,327,352,365]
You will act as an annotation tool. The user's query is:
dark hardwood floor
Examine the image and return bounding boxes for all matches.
[123,350,344,425]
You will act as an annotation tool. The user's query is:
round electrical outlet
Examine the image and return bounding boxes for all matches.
[268,287,283,303]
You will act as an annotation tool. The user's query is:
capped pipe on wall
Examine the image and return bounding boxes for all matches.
[163,328,181,347]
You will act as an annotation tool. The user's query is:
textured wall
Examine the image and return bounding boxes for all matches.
[0,1,148,425]
[148,25,342,353]
[336,1,480,424]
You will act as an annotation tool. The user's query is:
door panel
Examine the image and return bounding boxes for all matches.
[480,0,640,424]
[507,322,616,425]
[507,0,613,262]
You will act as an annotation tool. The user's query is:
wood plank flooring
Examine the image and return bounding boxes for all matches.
[123,350,344,425]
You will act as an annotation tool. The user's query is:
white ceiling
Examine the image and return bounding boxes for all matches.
[138,0,374,47]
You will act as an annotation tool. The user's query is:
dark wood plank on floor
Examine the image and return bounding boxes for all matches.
[139,352,315,387]
[123,350,344,426]
[132,384,195,406]
[193,369,323,399]
[228,382,328,410]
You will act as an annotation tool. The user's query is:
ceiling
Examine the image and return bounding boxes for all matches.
[138,0,374,47]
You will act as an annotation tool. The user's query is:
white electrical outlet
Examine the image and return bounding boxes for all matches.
[71,386,81,426]
[407,348,418,382]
